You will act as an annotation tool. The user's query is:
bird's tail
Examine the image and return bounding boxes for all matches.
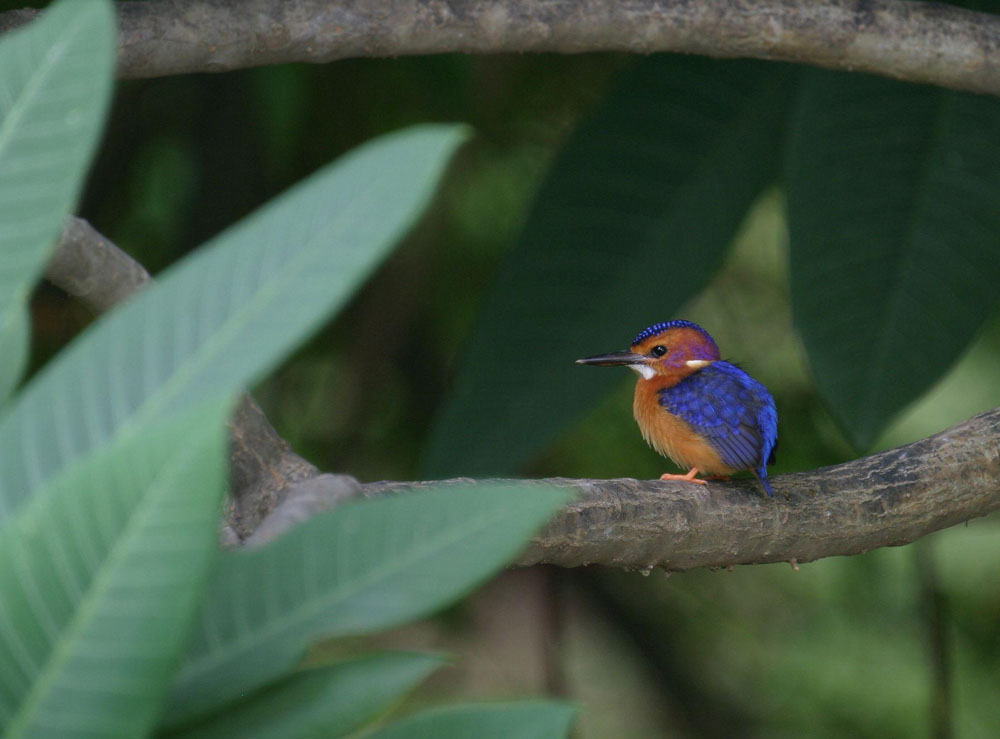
[752,468,773,497]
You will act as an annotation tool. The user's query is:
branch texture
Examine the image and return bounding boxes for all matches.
[44,218,318,540]
[363,408,1000,571]
[44,220,1000,570]
[2,1,1000,96]
[45,218,152,312]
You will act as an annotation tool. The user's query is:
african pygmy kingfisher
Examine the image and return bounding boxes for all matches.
[577,320,777,495]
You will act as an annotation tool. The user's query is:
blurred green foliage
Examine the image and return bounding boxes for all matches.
[16,0,1000,734]
[0,5,573,734]
[422,56,796,478]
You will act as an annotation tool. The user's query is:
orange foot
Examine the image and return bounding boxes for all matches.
[659,467,708,485]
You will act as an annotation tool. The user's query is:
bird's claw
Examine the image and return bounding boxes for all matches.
[659,469,708,485]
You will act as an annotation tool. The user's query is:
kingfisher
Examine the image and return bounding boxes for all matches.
[576,320,778,496]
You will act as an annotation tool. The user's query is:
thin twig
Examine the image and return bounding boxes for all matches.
[915,540,953,739]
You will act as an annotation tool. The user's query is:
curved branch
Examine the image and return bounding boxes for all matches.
[362,407,1000,571]
[44,218,318,540]
[2,1,1000,96]
[44,219,1000,570]
[44,217,151,312]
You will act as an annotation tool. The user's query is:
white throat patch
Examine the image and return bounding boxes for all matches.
[628,363,656,380]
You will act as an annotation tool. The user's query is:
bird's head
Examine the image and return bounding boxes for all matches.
[576,320,720,381]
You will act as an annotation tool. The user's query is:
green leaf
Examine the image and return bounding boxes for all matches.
[165,653,443,739]
[366,702,577,739]
[0,124,466,520]
[0,399,230,738]
[164,484,568,727]
[786,70,1000,449]
[422,56,795,477]
[0,0,115,400]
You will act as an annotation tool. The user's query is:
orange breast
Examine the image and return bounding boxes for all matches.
[632,379,733,475]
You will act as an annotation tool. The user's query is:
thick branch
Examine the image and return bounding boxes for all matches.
[44,220,1000,571]
[1,1,1000,96]
[44,218,318,540]
[45,218,151,312]
[360,407,1000,571]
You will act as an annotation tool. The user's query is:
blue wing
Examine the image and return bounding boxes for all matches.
[659,362,777,482]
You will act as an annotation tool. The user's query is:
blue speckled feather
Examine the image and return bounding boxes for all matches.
[633,319,714,347]
[658,361,778,494]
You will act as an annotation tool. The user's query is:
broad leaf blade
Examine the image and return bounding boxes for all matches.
[167,653,443,739]
[0,399,229,738]
[422,56,795,477]
[0,124,466,519]
[164,484,568,727]
[367,702,577,739]
[0,0,115,401]
[786,70,1000,449]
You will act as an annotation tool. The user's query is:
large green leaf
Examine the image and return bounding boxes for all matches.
[786,69,1000,449]
[166,653,443,739]
[422,56,795,477]
[164,484,568,727]
[0,124,466,520]
[367,702,577,739]
[0,399,229,738]
[0,0,115,402]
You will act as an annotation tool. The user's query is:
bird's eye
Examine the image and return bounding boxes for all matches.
[651,345,668,358]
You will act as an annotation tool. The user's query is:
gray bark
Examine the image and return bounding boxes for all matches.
[45,217,319,541]
[1,1,1000,96]
[272,405,998,571]
[44,217,1000,571]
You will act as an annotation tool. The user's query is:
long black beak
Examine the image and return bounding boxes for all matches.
[575,350,646,366]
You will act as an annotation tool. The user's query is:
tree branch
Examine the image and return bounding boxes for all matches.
[254,405,1000,571]
[44,217,320,541]
[44,220,1000,571]
[44,218,152,312]
[2,1,1000,97]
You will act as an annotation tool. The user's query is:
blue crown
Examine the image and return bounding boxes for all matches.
[631,319,713,346]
